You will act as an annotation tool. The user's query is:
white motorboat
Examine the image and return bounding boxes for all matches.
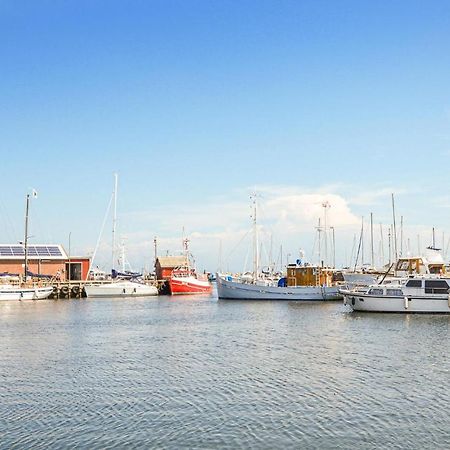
[342,247,448,290]
[84,280,158,298]
[342,276,450,313]
[217,274,341,300]
[0,285,53,301]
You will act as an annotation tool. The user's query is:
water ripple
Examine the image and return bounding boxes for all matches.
[0,298,449,448]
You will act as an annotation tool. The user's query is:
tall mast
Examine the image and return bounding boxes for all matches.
[322,201,330,267]
[330,226,336,268]
[400,215,404,256]
[24,194,30,282]
[317,218,322,265]
[361,217,364,267]
[370,212,374,268]
[380,223,385,267]
[251,193,258,281]
[391,193,398,261]
[388,226,392,265]
[112,173,118,271]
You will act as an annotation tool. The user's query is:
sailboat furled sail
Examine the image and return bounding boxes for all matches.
[84,174,158,298]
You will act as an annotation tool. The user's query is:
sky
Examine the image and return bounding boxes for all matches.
[1,0,450,272]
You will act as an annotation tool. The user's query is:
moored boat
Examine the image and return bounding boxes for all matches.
[169,269,212,295]
[0,285,53,301]
[84,174,158,299]
[85,280,158,298]
[217,272,341,300]
[342,276,450,313]
[168,238,212,295]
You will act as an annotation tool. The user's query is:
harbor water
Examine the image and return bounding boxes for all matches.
[1,292,449,449]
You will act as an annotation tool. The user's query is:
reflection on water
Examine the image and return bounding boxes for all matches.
[0,295,449,448]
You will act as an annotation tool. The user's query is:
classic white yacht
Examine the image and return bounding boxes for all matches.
[216,195,342,301]
[342,276,450,313]
[217,266,342,301]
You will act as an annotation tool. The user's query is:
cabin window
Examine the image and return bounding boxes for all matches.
[368,288,383,295]
[397,261,409,271]
[406,280,422,288]
[424,280,449,294]
[429,265,443,274]
[386,289,403,296]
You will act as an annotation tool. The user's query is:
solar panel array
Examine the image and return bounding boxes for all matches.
[0,245,64,258]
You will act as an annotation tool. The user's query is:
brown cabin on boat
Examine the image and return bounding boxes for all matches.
[155,256,189,280]
[286,264,335,287]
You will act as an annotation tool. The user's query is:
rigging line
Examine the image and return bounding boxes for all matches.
[310,230,318,262]
[354,227,363,272]
[86,191,114,280]
[243,238,251,275]
[224,228,252,264]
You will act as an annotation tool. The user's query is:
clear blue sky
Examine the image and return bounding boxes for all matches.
[1,1,450,269]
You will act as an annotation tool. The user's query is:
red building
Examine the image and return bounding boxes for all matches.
[0,244,90,281]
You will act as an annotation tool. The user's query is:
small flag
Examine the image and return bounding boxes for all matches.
[32,189,38,198]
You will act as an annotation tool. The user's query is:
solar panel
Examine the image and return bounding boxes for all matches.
[0,245,64,258]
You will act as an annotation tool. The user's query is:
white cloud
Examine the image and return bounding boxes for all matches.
[84,183,449,273]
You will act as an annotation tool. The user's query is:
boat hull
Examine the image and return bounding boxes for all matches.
[217,276,342,301]
[0,286,53,301]
[342,291,450,313]
[85,281,158,298]
[169,276,212,295]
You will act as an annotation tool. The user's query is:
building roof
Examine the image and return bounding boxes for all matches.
[156,255,188,268]
[0,244,68,260]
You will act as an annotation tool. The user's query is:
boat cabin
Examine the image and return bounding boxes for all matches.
[395,257,446,277]
[286,264,335,287]
[366,278,450,297]
[155,256,189,280]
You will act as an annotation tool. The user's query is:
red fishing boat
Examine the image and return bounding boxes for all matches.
[168,238,212,295]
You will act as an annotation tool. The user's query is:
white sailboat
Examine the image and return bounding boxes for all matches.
[84,174,158,298]
[216,194,342,301]
[0,191,53,301]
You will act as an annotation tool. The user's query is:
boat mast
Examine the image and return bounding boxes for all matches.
[370,212,374,268]
[400,215,404,256]
[391,193,398,261]
[251,193,258,281]
[330,226,336,268]
[322,201,330,267]
[24,193,30,282]
[379,223,385,267]
[112,173,118,271]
